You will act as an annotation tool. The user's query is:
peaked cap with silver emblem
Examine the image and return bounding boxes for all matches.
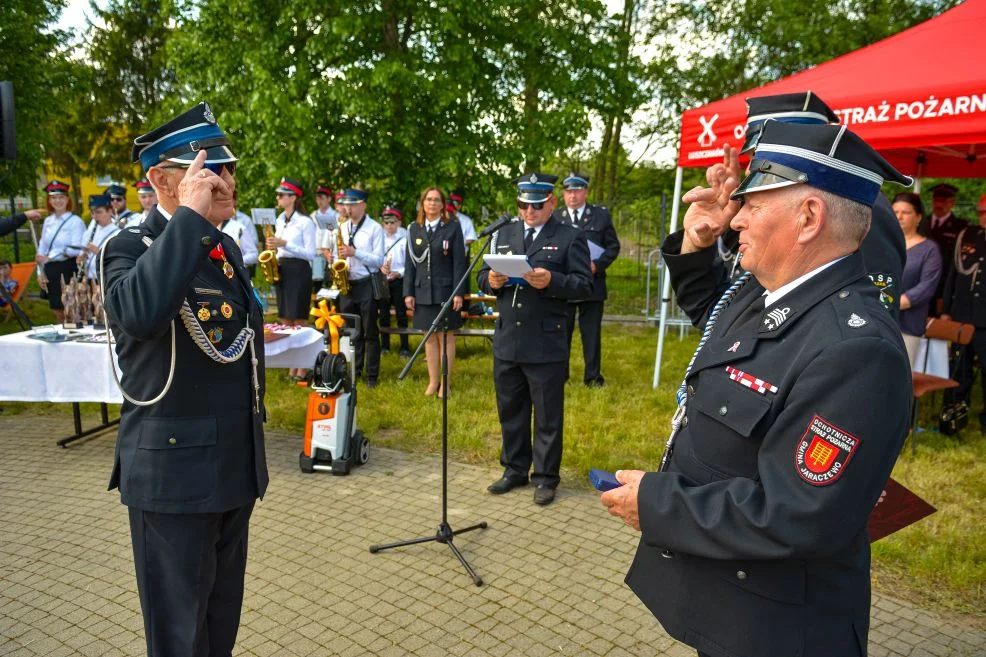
[512,172,558,203]
[741,91,840,155]
[132,102,236,172]
[562,172,590,190]
[732,121,912,207]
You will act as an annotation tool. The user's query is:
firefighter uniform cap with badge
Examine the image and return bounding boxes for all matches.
[105,184,127,199]
[88,194,111,209]
[929,183,958,199]
[275,177,304,197]
[131,101,237,172]
[381,205,403,221]
[513,172,558,203]
[44,180,70,196]
[732,121,912,207]
[134,178,154,195]
[562,172,590,190]
[315,184,333,196]
[338,188,369,205]
[741,91,840,155]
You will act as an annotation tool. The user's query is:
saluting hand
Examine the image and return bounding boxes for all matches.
[177,150,233,220]
[601,469,645,531]
[680,143,742,254]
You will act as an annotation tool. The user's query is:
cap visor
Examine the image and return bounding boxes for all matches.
[731,171,801,200]
[163,144,237,165]
[517,193,550,203]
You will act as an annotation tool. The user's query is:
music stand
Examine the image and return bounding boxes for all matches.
[368,232,496,586]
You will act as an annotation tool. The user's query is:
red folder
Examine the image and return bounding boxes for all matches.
[868,477,936,542]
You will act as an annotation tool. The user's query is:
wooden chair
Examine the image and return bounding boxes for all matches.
[0,262,36,322]
[910,317,975,453]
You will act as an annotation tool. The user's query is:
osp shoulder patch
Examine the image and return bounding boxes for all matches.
[795,415,861,486]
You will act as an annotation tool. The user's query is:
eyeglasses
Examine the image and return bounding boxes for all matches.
[517,201,547,211]
[382,218,399,224]
[159,161,236,176]
[110,197,125,202]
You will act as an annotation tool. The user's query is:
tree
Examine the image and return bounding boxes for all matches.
[0,0,67,197]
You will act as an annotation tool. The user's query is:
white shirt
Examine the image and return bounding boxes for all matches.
[275,211,316,263]
[334,215,385,280]
[383,229,407,278]
[457,212,477,246]
[127,211,147,228]
[523,222,545,243]
[764,256,846,308]
[230,211,259,265]
[931,212,952,229]
[38,212,86,261]
[565,204,587,224]
[81,221,120,279]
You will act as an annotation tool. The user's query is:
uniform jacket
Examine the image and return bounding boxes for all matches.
[101,206,268,514]
[551,204,620,301]
[477,217,593,363]
[920,212,968,304]
[0,212,28,238]
[863,193,906,319]
[942,224,986,326]
[626,234,911,657]
[403,220,467,305]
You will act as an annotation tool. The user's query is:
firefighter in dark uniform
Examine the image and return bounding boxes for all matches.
[941,219,986,431]
[100,102,267,657]
[552,173,620,386]
[720,92,906,317]
[921,183,967,314]
[106,183,136,228]
[601,121,913,657]
[478,173,593,505]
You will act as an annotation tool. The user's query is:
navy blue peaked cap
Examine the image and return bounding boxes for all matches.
[132,102,236,172]
[742,91,841,154]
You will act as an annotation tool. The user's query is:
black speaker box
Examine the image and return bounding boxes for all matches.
[0,81,16,161]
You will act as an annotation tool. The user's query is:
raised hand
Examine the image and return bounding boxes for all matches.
[680,143,743,254]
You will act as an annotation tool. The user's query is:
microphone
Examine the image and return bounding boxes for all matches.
[479,213,513,237]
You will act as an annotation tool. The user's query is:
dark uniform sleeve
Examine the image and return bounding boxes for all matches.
[636,335,911,561]
[595,208,620,270]
[546,229,593,299]
[101,207,223,340]
[0,212,27,238]
[662,230,731,330]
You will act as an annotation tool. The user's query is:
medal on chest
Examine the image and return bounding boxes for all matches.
[209,243,235,279]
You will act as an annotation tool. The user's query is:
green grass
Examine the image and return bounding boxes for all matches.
[2,299,984,621]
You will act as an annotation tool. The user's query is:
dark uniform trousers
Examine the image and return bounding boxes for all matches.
[341,276,380,381]
[552,205,621,383]
[101,206,268,657]
[625,235,911,657]
[379,277,410,352]
[477,217,592,488]
[941,225,986,424]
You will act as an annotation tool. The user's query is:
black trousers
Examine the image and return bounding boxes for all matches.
[340,277,380,381]
[379,277,410,351]
[494,358,566,488]
[947,327,986,425]
[128,503,254,657]
[565,300,605,382]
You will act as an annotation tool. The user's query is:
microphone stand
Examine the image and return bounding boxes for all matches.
[369,230,498,587]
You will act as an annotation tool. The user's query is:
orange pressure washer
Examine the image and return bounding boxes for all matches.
[299,299,369,475]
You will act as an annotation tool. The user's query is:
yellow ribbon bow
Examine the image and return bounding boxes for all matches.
[310,299,346,353]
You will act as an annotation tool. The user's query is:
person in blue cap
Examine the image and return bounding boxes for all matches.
[333,187,386,387]
[551,172,620,387]
[128,177,157,228]
[100,101,267,657]
[478,173,593,506]
[602,120,913,657]
[105,183,136,228]
[77,194,119,281]
[36,180,86,322]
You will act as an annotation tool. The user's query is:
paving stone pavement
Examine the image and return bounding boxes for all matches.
[1,416,983,657]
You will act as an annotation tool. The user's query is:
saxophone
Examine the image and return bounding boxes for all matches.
[258,224,280,283]
[330,223,351,296]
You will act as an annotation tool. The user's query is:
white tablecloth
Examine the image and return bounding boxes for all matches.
[0,326,325,403]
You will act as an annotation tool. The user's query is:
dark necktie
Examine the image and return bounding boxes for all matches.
[571,210,578,226]
[427,225,435,238]
[524,227,535,249]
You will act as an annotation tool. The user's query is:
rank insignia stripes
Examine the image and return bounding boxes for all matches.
[763,306,791,331]
[725,366,778,394]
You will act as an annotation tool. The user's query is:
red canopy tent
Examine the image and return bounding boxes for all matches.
[654,0,986,387]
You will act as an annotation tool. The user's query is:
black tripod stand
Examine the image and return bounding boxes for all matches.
[368,232,498,587]
[0,279,31,330]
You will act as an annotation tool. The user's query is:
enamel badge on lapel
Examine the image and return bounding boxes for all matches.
[727,341,741,353]
[415,238,423,245]
[197,303,211,322]
[220,302,233,319]
[847,313,867,328]
[763,306,791,331]
[223,261,235,279]
[207,327,223,344]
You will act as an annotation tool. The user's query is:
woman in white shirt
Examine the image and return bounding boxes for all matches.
[378,205,410,357]
[266,177,316,380]
[36,180,86,323]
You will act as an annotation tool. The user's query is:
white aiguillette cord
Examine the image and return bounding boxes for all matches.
[99,231,260,412]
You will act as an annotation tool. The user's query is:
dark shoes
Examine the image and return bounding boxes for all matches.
[487,475,529,495]
[533,485,556,506]
[585,377,605,388]
[365,378,378,389]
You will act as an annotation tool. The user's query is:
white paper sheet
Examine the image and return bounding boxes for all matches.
[483,254,533,277]
[587,239,605,260]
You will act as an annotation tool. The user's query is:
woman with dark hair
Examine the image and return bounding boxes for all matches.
[893,191,942,366]
[404,187,466,397]
[267,176,316,380]
[35,180,86,323]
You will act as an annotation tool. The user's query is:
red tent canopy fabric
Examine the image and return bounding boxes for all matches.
[677,0,986,178]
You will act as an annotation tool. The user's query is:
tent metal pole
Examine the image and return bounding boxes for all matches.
[653,166,684,389]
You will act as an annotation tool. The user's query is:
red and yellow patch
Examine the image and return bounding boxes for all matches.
[795,415,860,486]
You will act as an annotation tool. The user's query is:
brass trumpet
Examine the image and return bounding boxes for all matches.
[259,224,280,283]
[330,224,351,296]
